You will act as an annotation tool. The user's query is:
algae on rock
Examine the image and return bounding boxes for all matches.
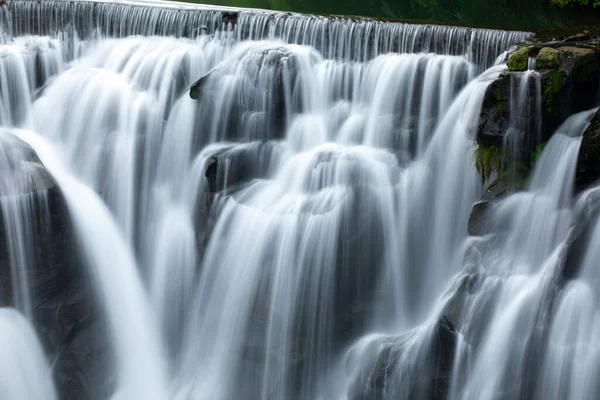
[473,145,502,183]
[507,47,530,71]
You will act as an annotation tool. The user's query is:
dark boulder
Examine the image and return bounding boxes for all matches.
[468,201,490,236]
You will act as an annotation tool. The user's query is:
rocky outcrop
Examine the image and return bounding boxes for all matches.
[0,134,106,400]
[479,43,600,149]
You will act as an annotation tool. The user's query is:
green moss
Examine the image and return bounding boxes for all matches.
[536,47,563,69]
[507,47,529,72]
[190,85,198,99]
[473,145,502,182]
[550,70,563,91]
[543,71,563,114]
[484,162,529,196]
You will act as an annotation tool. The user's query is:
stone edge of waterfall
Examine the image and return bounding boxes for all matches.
[8,0,533,35]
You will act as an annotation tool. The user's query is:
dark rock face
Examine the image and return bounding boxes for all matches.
[0,134,106,400]
[575,108,600,192]
[468,201,489,236]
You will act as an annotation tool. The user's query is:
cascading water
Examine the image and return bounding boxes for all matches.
[503,69,542,173]
[447,109,597,400]
[0,1,599,400]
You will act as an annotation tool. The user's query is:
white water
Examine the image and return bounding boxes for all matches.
[0,308,57,400]
[1,1,600,400]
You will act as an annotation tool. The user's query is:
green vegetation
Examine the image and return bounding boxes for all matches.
[486,167,529,192]
[551,0,600,7]
[507,47,529,72]
[473,145,502,183]
[186,0,600,30]
[536,47,562,69]
[543,70,563,114]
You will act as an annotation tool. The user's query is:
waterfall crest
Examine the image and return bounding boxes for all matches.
[2,0,529,68]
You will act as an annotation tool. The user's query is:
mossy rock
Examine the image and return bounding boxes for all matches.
[542,70,564,115]
[507,47,530,72]
[536,47,563,69]
[473,144,502,182]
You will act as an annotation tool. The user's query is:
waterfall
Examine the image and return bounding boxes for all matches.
[503,70,542,173]
[1,1,599,400]
[446,108,598,400]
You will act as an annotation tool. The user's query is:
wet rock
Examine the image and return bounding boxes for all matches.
[478,43,600,166]
[468,201,489,236]
[575,109,600,192]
